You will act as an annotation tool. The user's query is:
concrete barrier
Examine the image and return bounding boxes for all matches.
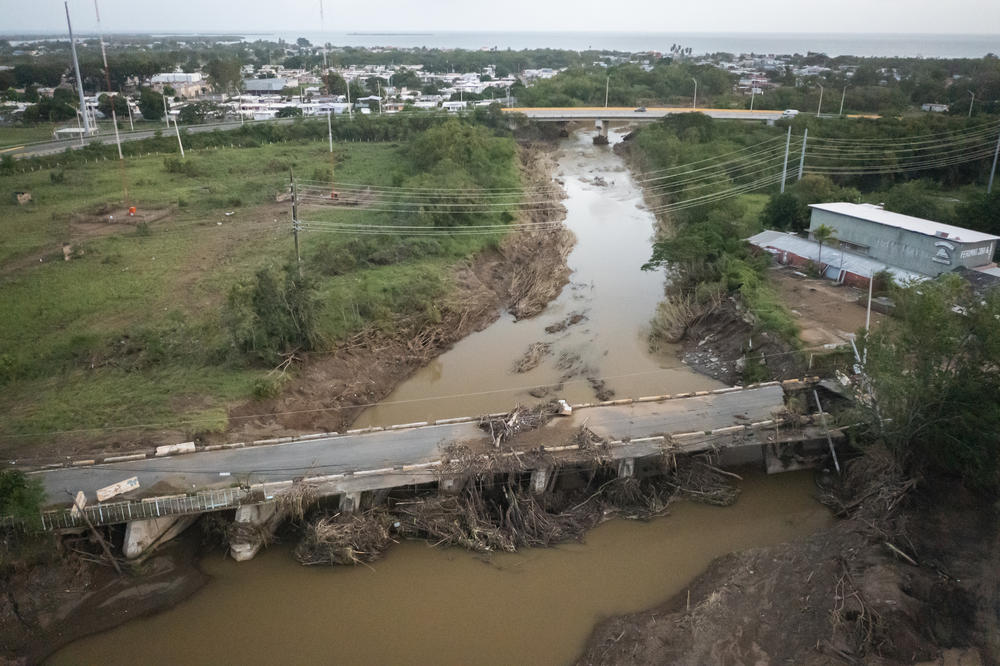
[154,442,196,457]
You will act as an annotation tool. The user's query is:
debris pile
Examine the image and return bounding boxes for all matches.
[294,513,395,566]
[478,403,557,447]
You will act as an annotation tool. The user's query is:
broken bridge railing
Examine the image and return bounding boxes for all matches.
[36,486,271,531]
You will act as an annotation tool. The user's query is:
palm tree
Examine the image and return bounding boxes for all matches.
[813,224,836,267]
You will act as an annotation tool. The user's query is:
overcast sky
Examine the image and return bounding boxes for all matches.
[3,0,999,35]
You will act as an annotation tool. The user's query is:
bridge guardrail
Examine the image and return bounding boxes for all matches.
[37,486,262,531]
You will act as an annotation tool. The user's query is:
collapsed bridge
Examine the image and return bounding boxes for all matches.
[19,379,841,561]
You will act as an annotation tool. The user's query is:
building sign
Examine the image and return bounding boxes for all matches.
[959,246,992,260]
[932,240,955,265]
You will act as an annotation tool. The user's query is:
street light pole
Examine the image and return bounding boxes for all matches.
[604,75,609,108]
[816,83,824,117]
[968,90,976,117]
[839,85,848,117]
[691,78,698,110]
[750,86,756,111]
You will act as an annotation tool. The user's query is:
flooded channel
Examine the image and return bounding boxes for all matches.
[355,129,720,428]
[50,470,831,666]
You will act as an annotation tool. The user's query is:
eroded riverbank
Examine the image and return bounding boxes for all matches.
[48,470,831,666]
[355,129,720,428]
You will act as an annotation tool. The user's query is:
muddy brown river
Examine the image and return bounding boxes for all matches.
[50,130,829,665]
[50,471,830,665]
[356,129,720,428]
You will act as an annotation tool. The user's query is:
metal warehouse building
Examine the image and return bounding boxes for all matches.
[807,203,999,277]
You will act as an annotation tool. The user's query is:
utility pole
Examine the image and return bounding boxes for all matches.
[838,85,848,117]
[125,93,134,131]
[93,0,122,160]
[968,90,975,117]
[750,86,756,111]
[290,170,302,275]
[604,75,609,108]
[346,77,352,119]
[691,77,698,110]
[162,91,170,128]
[172,115,185,158]
[988,128,1000,194]
[327,110,334,152]
[780,126,792,194]
[377,80,383,114]
[65,1,90,135]
[75,110,85,146]
[319,0,328,69]
[816,83,824,117]
[797,128,808,181]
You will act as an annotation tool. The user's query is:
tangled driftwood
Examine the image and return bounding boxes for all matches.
[478,403,557,447]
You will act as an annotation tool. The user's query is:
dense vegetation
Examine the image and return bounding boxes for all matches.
[631,111,999,349]
[857,274,1000,493]
[518,62,733,107]
[633,114,798,342]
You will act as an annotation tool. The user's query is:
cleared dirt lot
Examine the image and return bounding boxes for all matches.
[768,266,883,347]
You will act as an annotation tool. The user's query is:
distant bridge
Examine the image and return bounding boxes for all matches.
[505,106,786,122]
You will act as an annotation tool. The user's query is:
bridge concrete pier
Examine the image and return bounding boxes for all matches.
[617,458,636,479]
[340,491,363,514]
[123,515,197,560]
[593,119,610,145]
[531,467,554,495]
[439,475,467,495]
[230,504,285,562]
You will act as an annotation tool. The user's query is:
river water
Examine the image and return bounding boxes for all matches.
[356,129,720,428]
[50,471,830,666]
[49,130,830,665]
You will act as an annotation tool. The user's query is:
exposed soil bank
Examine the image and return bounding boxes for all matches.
[578,481,999,665]
[225,143,573,440]
[679,298,805,385]
[0,530,206,665]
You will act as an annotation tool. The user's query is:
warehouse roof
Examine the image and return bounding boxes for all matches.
[747,230,927,282]
[809,202,1000,245]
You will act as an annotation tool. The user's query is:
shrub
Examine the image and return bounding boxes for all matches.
[163,156,200,176]
[0,470,45,525]
[223,264,322,363]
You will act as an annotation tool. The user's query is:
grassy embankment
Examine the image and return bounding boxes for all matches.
[626,114,801,346]
[0,117,520,451]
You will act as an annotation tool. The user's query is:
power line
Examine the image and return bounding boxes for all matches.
[3,343,843,442]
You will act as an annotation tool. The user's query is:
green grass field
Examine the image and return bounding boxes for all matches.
[0,129,517,447]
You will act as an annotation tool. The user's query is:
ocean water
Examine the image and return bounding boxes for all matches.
[254,31,1000,58]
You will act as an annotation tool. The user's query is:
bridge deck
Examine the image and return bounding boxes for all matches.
[38,384,786,508]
